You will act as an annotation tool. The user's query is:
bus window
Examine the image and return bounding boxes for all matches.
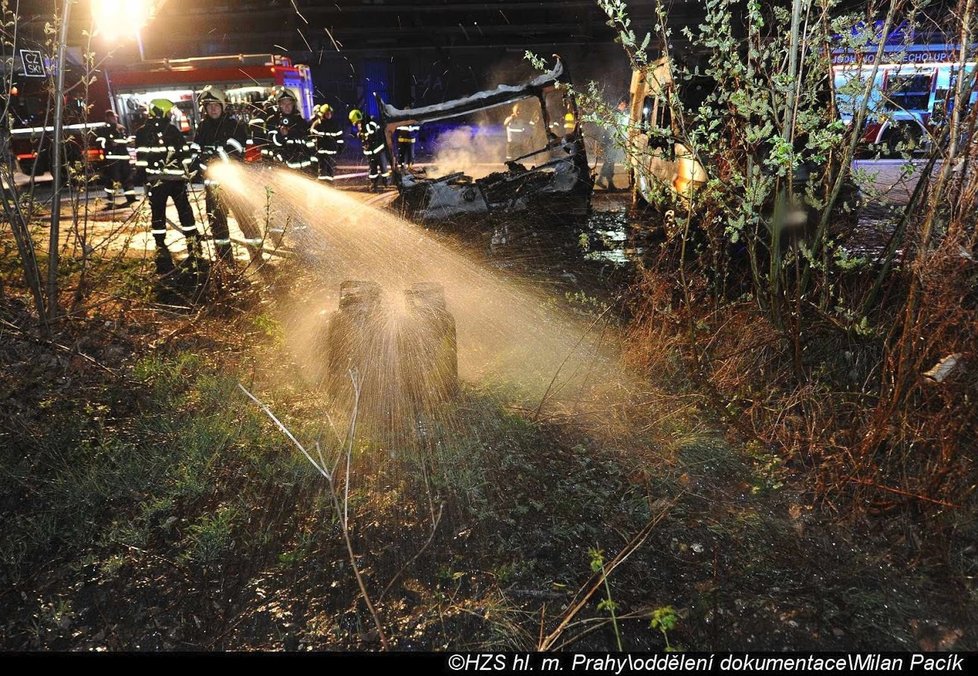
[947,68,976,116]
[885,73,933,111]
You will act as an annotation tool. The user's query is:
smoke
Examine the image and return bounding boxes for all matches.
[427,125,506,179]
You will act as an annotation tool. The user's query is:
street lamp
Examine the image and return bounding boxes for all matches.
[91,0,152,59]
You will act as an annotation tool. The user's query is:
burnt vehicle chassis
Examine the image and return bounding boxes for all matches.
[378,59,593,224]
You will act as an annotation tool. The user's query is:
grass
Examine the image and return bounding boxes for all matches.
[1,257,975,651]
[0,332,660,649]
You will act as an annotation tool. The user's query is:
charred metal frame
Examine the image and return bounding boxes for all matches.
[376,58,592,223]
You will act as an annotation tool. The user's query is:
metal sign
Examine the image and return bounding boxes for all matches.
[20,50,46,77]
[832,49,968,66]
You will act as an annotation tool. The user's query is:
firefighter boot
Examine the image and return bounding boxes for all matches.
[155,247,175,275]
[216,242,235,266]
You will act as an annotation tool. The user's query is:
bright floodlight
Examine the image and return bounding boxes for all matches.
[91,0,151,41]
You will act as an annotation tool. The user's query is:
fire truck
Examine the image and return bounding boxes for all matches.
[5,55,113,184]
[6,53,314,185]
[105,53,315,162]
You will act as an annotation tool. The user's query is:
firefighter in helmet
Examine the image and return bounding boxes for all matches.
[504,102,529,161]
[93,109,137,208]
[191,85,263,265]
[263,88,314,172]
[309,103,344,182]
[246,94,274,162]
[134,98,200,275]
[395,120,419,170]
[349,108,389,191]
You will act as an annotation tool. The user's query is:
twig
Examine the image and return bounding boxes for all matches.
[149,309,206,349]
[0,315,118,377]
[537,495,678,651]
[237,383,328,479]
[552,608,655,651]
[845,477,957,508]
[533,301,618,420]
[238,379,390,649]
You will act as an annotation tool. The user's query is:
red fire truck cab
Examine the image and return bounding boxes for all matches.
[106,53,315,162]
[6,53,315,188]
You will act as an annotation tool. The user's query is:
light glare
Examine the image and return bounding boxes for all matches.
[92,0,151,41]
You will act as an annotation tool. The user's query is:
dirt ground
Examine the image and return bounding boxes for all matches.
[1,175,975,652]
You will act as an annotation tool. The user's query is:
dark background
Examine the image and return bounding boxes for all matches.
[16,0,693,110]
[12,1,960,112]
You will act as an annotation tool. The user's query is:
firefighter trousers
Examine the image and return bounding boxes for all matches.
[102,160,135,197]
[397,143,414,168]
[204,183,264,255]
[317,152,336,181]
[148,180,198,248]
[204,185,230,246]
[366,153,388,188]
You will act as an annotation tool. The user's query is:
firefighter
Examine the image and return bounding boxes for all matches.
[135,98,200,275]
[504,102,529,161]
[263,88,314,172]
[309,103,344,182]
[246,95,273,162]
[94,109,136,208]
[349,108,389,191]
[563,111,576,136]
[597,99,628,190]
[395,121,419,170]
[191,85,263,265]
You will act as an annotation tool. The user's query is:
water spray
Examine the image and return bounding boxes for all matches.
[322,279,458,436]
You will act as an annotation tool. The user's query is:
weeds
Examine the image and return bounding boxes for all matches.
[650,606,680,652]
[550,0,978,518]
[589,548,623,650]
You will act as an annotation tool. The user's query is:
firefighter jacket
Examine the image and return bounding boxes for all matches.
[395,123,419,146]
[356,118,386,157]
[191,113,249,185]
[263,111,314,170]
[94,122,132,162]
[135,118,193,182]
[310,116,345,156]
[504,114,528,143]
[246,104,271,155]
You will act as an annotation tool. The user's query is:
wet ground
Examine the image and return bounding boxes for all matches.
[451,191,643,295]
[26,157,931,287]
[9,164,976,653]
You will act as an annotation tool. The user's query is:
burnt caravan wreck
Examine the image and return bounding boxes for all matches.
[378,59,593,223]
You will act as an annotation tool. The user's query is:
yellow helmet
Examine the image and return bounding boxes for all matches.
[148,98,174,118]
[564,112,575,122]
[349,109,363,124]
[317,103,332,115]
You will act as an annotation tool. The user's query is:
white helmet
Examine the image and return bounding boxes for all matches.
[198,86,227,108]
[277,88,298,103]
